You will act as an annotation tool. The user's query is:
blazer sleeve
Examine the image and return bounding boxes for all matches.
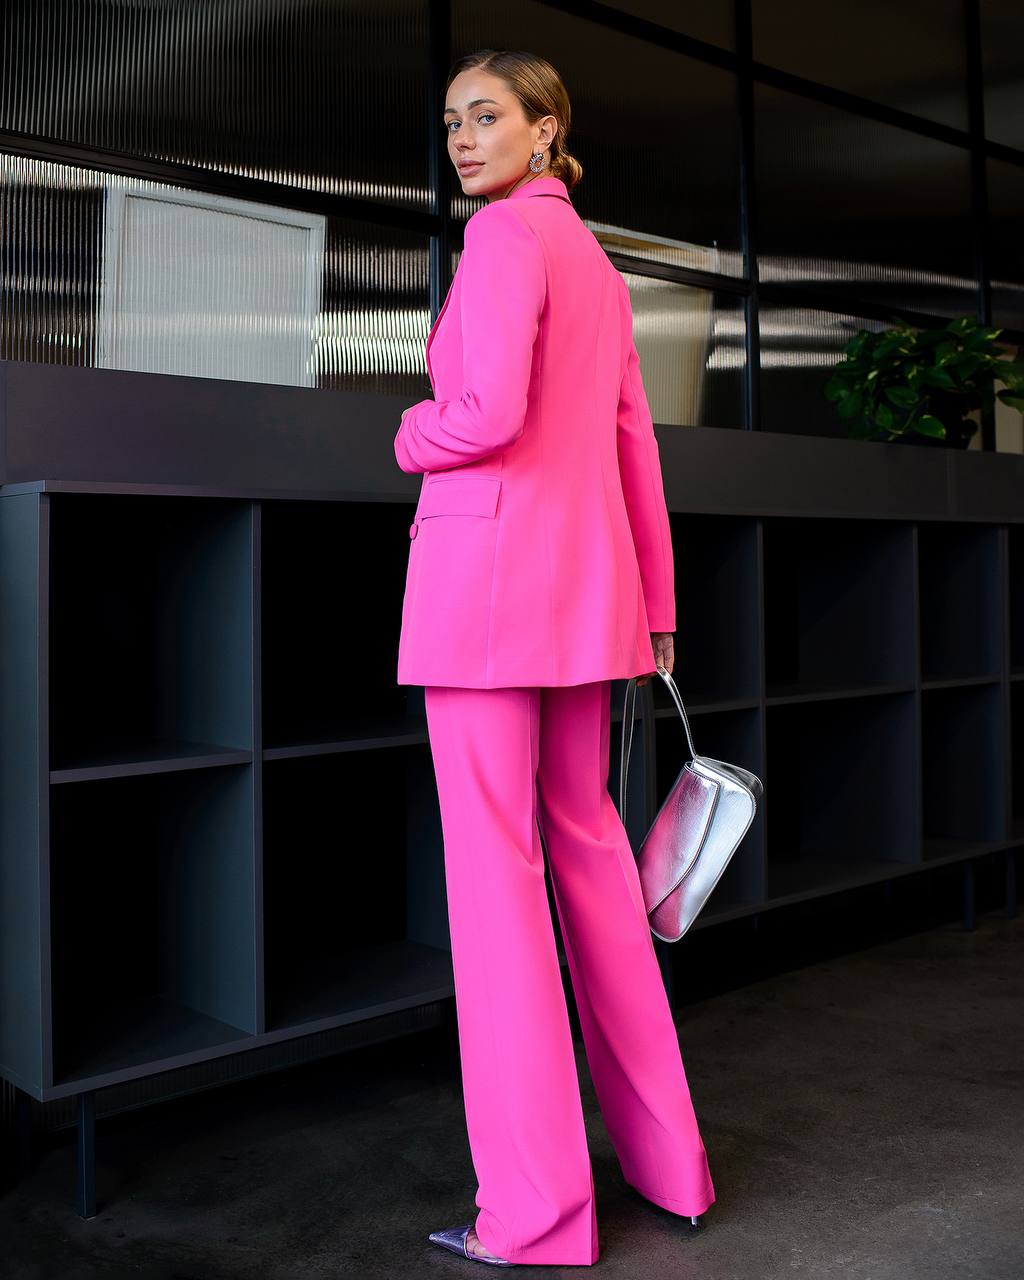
[393,202,547,474]
[615,279,676,633]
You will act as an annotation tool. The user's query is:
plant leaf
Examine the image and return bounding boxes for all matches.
[964,325,1003,349]
[836,389,863,420]
[874,333,909,360]
[845,331,874,358]
[874,402,895,429]
[914,414,946,438]
[884,385,919,408]
[920,366,956,390]
[945,316,974,335]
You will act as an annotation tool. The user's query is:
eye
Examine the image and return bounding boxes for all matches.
[445,112,496,132]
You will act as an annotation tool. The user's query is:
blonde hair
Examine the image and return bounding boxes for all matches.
[445,49,583,192]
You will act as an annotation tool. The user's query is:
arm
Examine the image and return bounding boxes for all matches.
[615,282,676,633]
[394,202,547,474]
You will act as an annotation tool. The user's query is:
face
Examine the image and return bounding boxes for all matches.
[444,69,557,203]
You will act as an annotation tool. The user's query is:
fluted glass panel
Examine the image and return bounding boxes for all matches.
[602,1,735,49]
[756,84,976,317]
[318,219,430,395]
[0,157,102,366]
[622,273,745,430]
[0,154,430,393]
[0,0,431,212]
[753,0,969,130]
[450,1,742,277]
[758,305,890,439]
[988,158,1024,334]
[980,0,1024,150]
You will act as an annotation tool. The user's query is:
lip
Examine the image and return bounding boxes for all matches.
[458,161,483,172]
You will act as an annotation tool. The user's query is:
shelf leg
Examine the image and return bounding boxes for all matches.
[76,1091,97,1219]
[14,1086,33,1179]
[1006,848,1017,920]
[962,860,976,933]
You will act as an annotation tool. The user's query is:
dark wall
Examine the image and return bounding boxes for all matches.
[0,0,1020,445]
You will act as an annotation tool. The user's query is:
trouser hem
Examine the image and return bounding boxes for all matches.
[475,1218,599,1266]
[626,1180,716,1217]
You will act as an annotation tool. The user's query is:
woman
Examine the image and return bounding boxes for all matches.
[394,49,715,1268]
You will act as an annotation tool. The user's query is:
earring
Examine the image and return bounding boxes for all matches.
[529,152,546,173]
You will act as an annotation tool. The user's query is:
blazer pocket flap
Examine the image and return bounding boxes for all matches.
[418,475,502,519]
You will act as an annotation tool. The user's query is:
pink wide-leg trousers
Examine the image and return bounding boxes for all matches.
[423,679,715,1266]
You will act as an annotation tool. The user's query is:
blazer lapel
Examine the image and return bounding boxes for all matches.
[424,178,570,383]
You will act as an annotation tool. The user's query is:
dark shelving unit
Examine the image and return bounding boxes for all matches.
[1,416,1022,1217]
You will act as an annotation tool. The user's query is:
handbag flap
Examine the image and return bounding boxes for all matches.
[635,764,720,914]
[694,754,764,802]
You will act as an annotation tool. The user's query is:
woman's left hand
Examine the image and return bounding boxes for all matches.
[636,632,674,687]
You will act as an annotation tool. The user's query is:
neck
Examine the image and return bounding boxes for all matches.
[500,172,540,200]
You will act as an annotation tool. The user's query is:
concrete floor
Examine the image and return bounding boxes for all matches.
[3,902,1022,1279]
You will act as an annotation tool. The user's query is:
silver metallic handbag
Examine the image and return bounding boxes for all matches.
[619,666,763,942]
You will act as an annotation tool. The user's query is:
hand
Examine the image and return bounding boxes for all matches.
[636,632,674,687]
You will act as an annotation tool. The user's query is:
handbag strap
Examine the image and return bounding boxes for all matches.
[619,666,699,821]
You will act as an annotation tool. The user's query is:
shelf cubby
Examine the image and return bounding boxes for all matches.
[48,494,254,772]
[260,499,415,751]
[261,745,454,1032]
[49,763,257,1086]
[655,514,760,708]
[764,692,920,903]
[1010,524,1024,677]
[653,705,765,914]
[921,683,1007,857]
[918,522,1001,683]
[763,517,915,699]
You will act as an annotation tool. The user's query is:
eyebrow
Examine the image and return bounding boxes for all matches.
[444,98,500,116]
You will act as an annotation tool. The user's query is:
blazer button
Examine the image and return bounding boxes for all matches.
[409,522,418,539]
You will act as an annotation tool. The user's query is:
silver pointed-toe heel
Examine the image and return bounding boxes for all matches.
[428,1224,515,1266]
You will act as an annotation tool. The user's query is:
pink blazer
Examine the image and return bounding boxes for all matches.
[394,174,675,688]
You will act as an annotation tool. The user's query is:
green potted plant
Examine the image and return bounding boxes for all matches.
[824,315,1024,447]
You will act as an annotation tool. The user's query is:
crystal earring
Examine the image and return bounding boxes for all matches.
[529,152,546,173]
